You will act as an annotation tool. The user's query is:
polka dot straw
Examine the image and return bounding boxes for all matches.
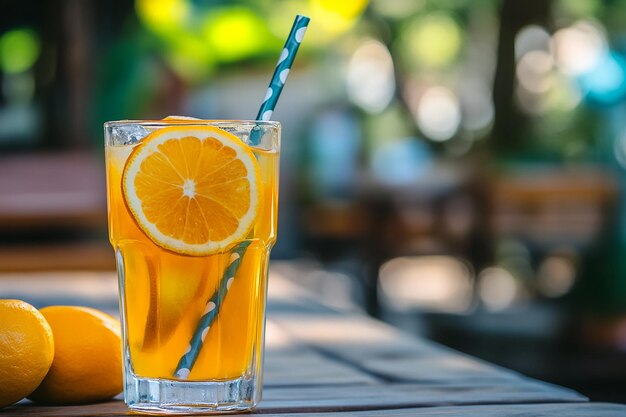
[175,14,310,378]
[250,14,310,145]
[174,241,251,378]
[256,14,310,122]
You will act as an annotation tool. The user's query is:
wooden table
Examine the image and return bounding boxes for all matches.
[1,264,625,416]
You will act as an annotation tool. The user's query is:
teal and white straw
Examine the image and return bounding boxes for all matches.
[256,14,310,122]
[174,242,251,379]
[175,14,310,378]
[249,14,310,145]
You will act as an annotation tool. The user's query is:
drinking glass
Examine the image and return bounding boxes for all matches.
[104,120,280,414]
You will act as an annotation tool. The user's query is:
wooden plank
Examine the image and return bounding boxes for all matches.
[267,267,345,316]
[272,315,530,384]
[254,381,585,413]
[346,353,526,384]
[263,321,379,387]
[2,401,128,417]
[265,349,379,387]
[269,402,626,416]
[273,315,445,357]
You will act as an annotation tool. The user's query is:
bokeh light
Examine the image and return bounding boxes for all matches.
[135,0,190,35]
[416,86,461,142]
[515,25,551,61]
[268,0,368,46]
[516,50,554,94]
[478,267,521,311]
[346,39,395,114]
[400,13,462,69]
[546,75,582,112]
[0,29,40,75]
[379,256,473,313]
[202,7,273,62]
[164,34,215,82]
[552,21,606,76]
[310,109,360,194]
[309,0,369,39]
[371,137,433,185]
[536,255,576,297]
[579,52,626,105]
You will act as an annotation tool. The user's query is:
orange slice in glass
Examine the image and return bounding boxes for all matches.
[122,125,261,256]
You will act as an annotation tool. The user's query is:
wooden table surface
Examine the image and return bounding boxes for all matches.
[1,263,625,416]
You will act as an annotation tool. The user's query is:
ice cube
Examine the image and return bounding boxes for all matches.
[110,124,149,145]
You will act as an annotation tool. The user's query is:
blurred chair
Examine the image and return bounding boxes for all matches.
[489,166,617,251]
[0,151,113,271]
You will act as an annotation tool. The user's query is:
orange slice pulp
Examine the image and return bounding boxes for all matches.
[122,125,261,256]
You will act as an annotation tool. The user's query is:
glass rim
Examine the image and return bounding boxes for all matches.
[104,119,281,128]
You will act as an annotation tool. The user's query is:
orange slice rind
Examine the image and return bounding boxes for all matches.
[122,125,261,256]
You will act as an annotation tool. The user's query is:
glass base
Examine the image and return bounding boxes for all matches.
[124,371,260,414]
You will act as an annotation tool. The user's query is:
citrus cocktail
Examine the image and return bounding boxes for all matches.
[105,120,279,413]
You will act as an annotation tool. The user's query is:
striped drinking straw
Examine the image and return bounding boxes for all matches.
[175,14,310,379]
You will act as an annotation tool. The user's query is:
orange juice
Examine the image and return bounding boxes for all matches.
[105,121,279,411]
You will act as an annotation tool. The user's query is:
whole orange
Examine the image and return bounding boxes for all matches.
[0,299,54,408]
[28,306,122,405]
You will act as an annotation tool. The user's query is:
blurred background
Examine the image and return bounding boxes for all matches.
[2,0,626,403]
